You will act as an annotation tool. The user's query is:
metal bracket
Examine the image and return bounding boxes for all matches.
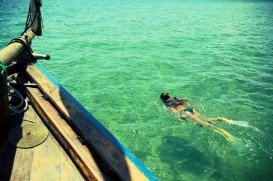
[32,52,50,60]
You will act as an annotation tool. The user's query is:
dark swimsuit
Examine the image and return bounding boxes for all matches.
[183,106,193,114]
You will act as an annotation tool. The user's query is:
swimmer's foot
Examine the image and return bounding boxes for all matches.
[216,117,235,124]
[207,118,225,123]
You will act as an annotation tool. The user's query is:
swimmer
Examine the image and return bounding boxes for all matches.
[160,92,235,141]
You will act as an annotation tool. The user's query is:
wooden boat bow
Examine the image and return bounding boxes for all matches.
[0,0,157,180]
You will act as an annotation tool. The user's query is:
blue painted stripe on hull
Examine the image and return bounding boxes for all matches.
[35,63,158,181]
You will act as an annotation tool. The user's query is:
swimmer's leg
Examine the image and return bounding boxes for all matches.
[186,115,234,141]
[180,113,234,141]
[207,117,234,124]
[208,117,254,130]
[209,124,234,141]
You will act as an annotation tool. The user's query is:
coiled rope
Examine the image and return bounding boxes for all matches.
[8,83,29,116]
[0,63,28,116]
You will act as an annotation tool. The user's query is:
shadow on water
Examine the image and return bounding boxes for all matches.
[158,135,224,180]
[158,133,273,180]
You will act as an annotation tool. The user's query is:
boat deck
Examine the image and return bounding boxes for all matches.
[0,76,84,180]
[0,106,84,181]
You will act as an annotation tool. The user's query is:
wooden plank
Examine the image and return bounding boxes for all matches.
[24,107,83,181]
[4,105,83,181]
[60,146,85,181]
[26,87,107,181]
[9,148,34,181]
[26,64,149,181]
[29,133,83,181]
[8,106,36,181]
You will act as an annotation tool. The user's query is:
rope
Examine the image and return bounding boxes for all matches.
[8,38,36,64]
[8,84,28,116]
[1,63,28,116]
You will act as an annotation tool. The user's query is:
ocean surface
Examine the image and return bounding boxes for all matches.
[1,0,273,180]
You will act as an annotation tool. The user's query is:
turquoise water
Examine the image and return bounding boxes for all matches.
[1,0,273,180]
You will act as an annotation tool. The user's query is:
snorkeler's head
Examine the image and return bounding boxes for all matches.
[160,92,170,103]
